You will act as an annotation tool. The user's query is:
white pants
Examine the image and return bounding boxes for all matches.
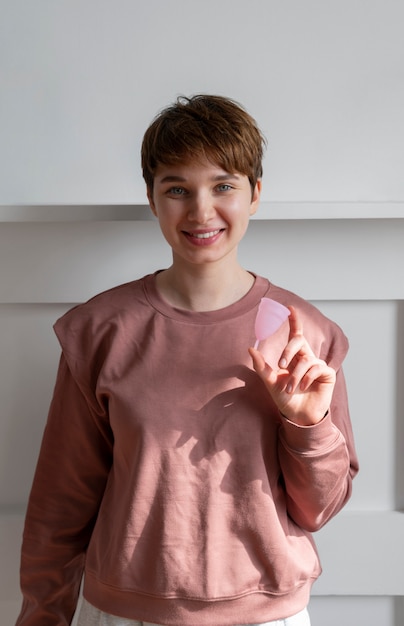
[77,598,311,626]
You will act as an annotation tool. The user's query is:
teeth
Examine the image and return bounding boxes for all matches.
[191,230,221,239]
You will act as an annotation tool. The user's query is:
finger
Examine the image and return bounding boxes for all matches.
[286,358,335,394]
[249,346,268,374]
[278,335,307,370]
[298,362,336,391]
[279,307,314,369]
[287,305,303,339]
[279,306,303,369]
[284,353,316,393]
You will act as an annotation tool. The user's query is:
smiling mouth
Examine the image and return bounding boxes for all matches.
[187,229,222,239]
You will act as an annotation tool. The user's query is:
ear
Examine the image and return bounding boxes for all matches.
[147,187,157,217]
[249,179,262,216]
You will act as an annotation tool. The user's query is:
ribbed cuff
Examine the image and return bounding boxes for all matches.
[279,411,341,453]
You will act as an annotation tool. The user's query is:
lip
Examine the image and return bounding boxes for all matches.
[182,228,224,246]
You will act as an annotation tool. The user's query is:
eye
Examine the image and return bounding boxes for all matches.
[216,183,233,192]
[167,186,187,196]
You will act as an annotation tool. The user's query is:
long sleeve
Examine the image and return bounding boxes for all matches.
[16,355,113,626]
[278,364,358,532]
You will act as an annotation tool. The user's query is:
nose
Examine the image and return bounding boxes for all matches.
[187,191,215,223]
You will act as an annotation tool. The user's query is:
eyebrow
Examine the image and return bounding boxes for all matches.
[158,173,241,184]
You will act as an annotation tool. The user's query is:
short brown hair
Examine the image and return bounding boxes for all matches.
[141,94,266,192]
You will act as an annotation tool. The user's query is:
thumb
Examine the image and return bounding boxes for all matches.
[248,347,273,380]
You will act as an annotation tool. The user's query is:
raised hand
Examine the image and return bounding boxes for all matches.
[249,306,336,425]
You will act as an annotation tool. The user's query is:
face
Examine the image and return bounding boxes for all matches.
[148,159,261,270]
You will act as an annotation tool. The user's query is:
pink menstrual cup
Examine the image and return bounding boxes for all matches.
[254,298,290,348]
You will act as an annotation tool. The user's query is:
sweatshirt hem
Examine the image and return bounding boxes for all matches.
[83,574,314,626]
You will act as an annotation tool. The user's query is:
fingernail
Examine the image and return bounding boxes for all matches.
[279,358,287,369]
[286,383,293,394]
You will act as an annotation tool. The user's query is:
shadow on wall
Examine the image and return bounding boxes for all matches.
[395,301,404,511]
[394,596,404,626]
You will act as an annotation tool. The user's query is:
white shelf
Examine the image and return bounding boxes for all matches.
[255,202,404,220]
[0,202,403,222]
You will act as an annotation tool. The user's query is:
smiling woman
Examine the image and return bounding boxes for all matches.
[146,159,261,307]
[15,95,358,626]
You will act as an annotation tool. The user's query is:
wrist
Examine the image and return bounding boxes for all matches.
[280,409,329,426]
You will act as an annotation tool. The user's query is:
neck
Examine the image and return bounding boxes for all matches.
[155,260,255,312]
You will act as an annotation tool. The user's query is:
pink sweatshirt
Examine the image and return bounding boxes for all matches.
[16,274,358,626]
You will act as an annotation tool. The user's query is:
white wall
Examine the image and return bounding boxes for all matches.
[2,0,404,205]
[1,1,403,625]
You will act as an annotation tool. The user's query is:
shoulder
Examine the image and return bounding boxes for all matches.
[53,276,150,353]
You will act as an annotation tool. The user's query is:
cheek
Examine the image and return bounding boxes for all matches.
[230,204,253,230]
[156,215,181,245]
[157,218,173,237]
[235,211,253,241]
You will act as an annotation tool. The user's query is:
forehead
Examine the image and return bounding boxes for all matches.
[153,159,245,183]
